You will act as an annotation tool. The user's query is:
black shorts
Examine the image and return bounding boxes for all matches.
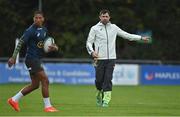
[25,58,44,75]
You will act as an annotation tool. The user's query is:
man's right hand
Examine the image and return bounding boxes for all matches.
[91,52,98,59]
[8,57,16,68]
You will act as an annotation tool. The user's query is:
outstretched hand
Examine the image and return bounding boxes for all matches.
[141,36,150,43]
[8,57,16,68]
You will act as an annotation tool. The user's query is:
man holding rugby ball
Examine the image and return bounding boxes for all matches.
[7,10,58,112]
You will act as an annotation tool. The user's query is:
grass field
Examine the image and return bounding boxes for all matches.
[0,84,180,116]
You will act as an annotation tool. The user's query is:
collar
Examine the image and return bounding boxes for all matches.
[32,23,43,29]
[97,21,111,26]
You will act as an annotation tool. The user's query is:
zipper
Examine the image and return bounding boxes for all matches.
[105,25,109,59]
[97,46,99,55]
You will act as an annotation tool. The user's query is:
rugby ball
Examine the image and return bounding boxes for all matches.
[44,37,55,53]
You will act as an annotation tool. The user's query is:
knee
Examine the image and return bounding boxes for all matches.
[32,83,40,90]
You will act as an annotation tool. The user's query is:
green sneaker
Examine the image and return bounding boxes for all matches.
[96,90,102,106]
[102,101,109,107]
[102,91,111,107]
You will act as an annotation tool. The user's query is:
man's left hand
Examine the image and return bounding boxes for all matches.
[141,36,150,42]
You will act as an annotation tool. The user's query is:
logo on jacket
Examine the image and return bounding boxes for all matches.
[37,41,44,48]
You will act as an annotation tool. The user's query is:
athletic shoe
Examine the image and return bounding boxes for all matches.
[7,98,20,112]
[44,106,58,112]
[102,91,111,107]
[102,101,109,107]
[96,90,102,106]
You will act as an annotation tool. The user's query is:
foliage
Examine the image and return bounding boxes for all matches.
[0,0,180,60]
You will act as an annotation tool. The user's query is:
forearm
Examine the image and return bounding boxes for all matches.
[12,38,24,59]
[116,26,141,41]
[86,27,96,55]
[86,42,94,55]
[118,31,141,41]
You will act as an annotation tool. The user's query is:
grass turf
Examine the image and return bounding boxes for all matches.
[0,84,180,116]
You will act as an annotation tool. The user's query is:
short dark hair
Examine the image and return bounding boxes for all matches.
[34,10,44,16]
[99,9,110,16]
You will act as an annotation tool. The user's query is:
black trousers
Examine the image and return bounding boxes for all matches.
[95,60,115,92]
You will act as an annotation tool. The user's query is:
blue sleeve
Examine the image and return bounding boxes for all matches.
[21,29,32,44]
